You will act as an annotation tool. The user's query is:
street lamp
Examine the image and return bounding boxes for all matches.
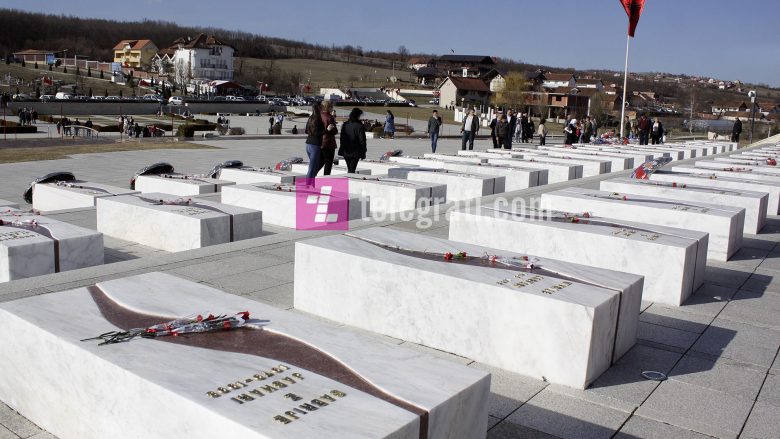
[570,87,580,119]
[748,90,757,144]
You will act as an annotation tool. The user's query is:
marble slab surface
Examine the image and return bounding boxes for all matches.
[0,208,103,282]
[538,148,633,170]
[96,193,262,251]
[513,152,611,177]
[650,170,780,215]
[135,174,236,196]
[350,160,416,174]
[221,184,366,228]
[423,154,487,164]
[0,199,19,209]
[670,165,780,186]
[217,167,301,185]
[295,227,644,389]
[486,158,582,183]
[387,168,505,201]
[694,161,780,175]
[560,146,653,166]
[600,178,768,234]
[33,180,140,212]
[344,176,446,214]
[0,272,489,439]
[438,162,546,190]
[448,205,707,306]
[541,187,745,261]
[289,163,371,175]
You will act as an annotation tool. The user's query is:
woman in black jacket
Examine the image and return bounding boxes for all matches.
[338,108,367,173]
[305,103,325,179]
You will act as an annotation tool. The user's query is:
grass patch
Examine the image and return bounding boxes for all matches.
[240,58,413,89]
[0,141,216,163]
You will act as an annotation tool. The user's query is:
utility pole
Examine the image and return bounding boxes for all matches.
[748,90,757,144]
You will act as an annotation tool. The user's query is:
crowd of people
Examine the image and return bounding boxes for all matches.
[623,114,665,145]
[117,115,164,138]
[55,117,94,137]
[15,107,38,125]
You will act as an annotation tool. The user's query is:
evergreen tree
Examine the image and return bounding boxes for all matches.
[104,89,108,97]
[34,61,38,69]
[99,70,104,79]
[76,66,81,76]
[87,67,92,77]
[63,66,68,73]
[48,64,52,71]
[21,60,26,67]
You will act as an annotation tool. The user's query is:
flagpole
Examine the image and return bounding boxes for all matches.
[619,33,630,140]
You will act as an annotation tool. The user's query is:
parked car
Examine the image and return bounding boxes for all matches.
[226,96,246,101]
[429,98,440,105]
[54,92,73,100]
[12,94,33,101]
[168,96,185,106]
[255,95,268,103]
[105,96,121,101]
[39,95,55,102]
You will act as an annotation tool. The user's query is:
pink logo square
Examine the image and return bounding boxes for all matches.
[296,178,350,230]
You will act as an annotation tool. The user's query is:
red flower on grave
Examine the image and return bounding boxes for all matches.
[223,321,232,329]
[444,252,454,261]
[672,182,677,187]
[196,314,203,322]
[571,217,580,223]
[583,212,591,218]
[623,196,628,201]
[456,251,467,259]
[490,255,498,263]
[239,311,250,321]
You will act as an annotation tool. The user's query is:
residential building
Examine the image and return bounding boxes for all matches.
[543,72,576,89]
[152,34,235,82]
[437,55,496,78]
[438,76,491,109]
[711,102,748,114]
[575,78,604,91]
[113,40,159,69]
[407,57,435,71]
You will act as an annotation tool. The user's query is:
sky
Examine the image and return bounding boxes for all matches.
[2,0,778,87]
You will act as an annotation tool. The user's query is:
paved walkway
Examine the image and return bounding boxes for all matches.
[0,135,779,438]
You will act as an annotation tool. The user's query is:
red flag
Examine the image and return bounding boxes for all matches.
[620,0,645,37]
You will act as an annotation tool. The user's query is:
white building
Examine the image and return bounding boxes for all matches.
[152,34,235,82]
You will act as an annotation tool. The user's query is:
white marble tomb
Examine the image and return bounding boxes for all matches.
[423,153,487,164]
[294,227,643,389]
[538,148,634,170]
[513,152,611,177]
[387,168,505,201]
[0,199,19,209]
[351,159,416,175]
[96,193,262,252]
[486,158,583,183]
[650,171,780,215]
[437,162,547,190]
[221,184,367,228]
[344,176,446,214]
[541,188,745,261]
[134,174,236,196]
[32,180,140,212]
[670,166,780,186]
[694,161,780,175]
[217,167,301,185]
[0,208,103,282]
[0,272,490,439]
[448,205,707,306]
[289,163,371,175]
[600,178,767,234]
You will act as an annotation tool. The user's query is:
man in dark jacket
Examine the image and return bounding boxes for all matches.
[732,118,742,143]
[338,108,367,173]
[505,109,517,149]
[460,108,479,150]
[489,114,498,148]
[637,114,650,145]
[427,110,443,153]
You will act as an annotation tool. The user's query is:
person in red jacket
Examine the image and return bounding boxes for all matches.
[317,100,339,175]
[637,114,651,145]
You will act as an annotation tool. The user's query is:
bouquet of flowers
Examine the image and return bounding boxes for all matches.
[379,149,403,162]
[81,311,251,346]
[275,157,304,171]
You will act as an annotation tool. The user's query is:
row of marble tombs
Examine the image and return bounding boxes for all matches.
[0,140,742,283]
[292,141,780,392]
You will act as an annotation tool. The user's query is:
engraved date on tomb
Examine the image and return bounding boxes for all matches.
[204,364,296,400]
[174,207,212,216]
[0,230,38,242]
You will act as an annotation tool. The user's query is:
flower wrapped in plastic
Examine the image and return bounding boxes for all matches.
[81,311,252,346]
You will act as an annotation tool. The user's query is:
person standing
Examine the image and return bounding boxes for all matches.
[623,116,631,140]
[318,100,338,176]
[564,118,578,146]
[304,102,325,180]
[506,109,517,149]
[638,114,650,145]
[519,113,529,143]
[460,108,479,150]
[583,116,593,143]
[732,117,742,143]
[383,110,395,138]
[538,118,548,145]
[427,109,443,153]
[489,113,498,148]
[526,118,535,144]
[338,108,367,174]
[495,114,509,148]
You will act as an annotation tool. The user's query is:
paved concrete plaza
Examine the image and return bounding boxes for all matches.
[1,133,779,439]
